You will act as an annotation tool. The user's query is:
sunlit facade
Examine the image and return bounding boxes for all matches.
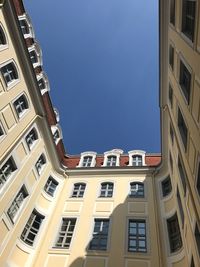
[0,1,199,267]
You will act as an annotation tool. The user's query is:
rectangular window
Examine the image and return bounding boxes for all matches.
[167,213,182,253]
[179,60,191,104]
[132,155,143,166]
[130,182,144,198]
[54,218,76,248]
[25,128,38,150]
[169,45,174,70]
[128,219,147,252]
[178,108,188,151]
[0,122,4,138]
[177,187,184,225]
[89,219,110,250]
[71,183,86,198]
[182,0,196,42]
[100,182,113,197]
[169,83,173,107]
[21,209,44,246]
[170,0,175,25]
[162,176,172,197]
[107,156,117,166]
[0,157,17,191]
[44,177,58,197]
[35,154,46,175]
[19,19,29,35]
[7,185,28,223]
[195,223,200,257]
[82,156,92,167]
[1,62,18,86]
[178,157,187,195]
[196,162,200,197]
[13,95,28,117]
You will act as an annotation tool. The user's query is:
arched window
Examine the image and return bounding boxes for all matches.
[132,155,143,166]
[129,182,144,198]
[100,182,113,197]
[1,61,18,87]
[0,25,7,46]
[13,94,29,118]
[107,156,117,166]
[71,183,86,198]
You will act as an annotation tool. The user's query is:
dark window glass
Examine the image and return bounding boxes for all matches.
[13,95,28,117]
[100,182,113,197]
[128,220,147,252]
[19,19,29,35]
[177,187,184,225]
[182,0,196,41]
[178,109,188,151]
[190,256,195,267]
[0,157,17,190]
[178,157,187,195]
[1,62,18,86]
[82,156,92,167]
[169,152,173,173]
[169,84,173,107]
[29,50,38,64]
[38,78,46,90]
[170,123,174,145]
[107,156,117,166]
[132,155,143,166]
[179,60,191,104]
[44,177,58,197]
[196,162,200,197]
[25,128,38,149]
[130,182,144,198]
[170,0,175,25]
[167,213,182,253]
[0,26,6,45]
[21,210,44,246]
[71,183,86,198]
[54,218,76,248]
[169,45,174,70]
[89,219,109,250]
[195,223,200,257]
[162,176,172,197]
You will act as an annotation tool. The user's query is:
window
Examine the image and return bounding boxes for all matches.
[196,161,200,197]
[100,182,113,197]
[21,209,44,246]
[13,95,29,118]
[177,187,184,225]
[178,108,188,150]
[82,156,92,167]
[169,45,174,70]
[170,123,174,145]
[132,155,142,166]
[162,176,172,197]
[1,62,18,86]
[19,19,29,35]
[128,219,147,252]
[54,218,76,248]
[29,50,38,64]
[106,156,117,166]
[182,0,196,42]
[89,219,110,250]
[129,182,144,198]
[7,185,28,223]
[44,177,58,197]
[0,157,17,191]
[53,129,59,143]
[178,157,187,195]
[0,123,4,138]
[194,223,200,257]
[35,154,46,175]
[179,60,191,104]
[169,152,173,173]
[71,183,86,198]
[0,25,6,46]
[25,128,38,150]
[169,83,173,107]
[170,0,175,25]
[38,78,45,91]
[167,213,182,253]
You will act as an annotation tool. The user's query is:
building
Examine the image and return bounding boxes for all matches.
[0,0,199,267]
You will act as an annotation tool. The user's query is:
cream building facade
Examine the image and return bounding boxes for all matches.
[0,0,199,267]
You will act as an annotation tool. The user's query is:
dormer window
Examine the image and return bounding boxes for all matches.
[28,43,42,68]
[128,150,146,167]
[51,125,62,144]
[107,156,117,166]
[37,72,50,95]
[29,50,38,64]
[103,149,123,167]
[77,152,97,168]
[82,156,92,167]
[132,155,142,166]
[18,14,34,39]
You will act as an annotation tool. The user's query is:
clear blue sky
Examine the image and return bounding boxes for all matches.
[24,0,160,154]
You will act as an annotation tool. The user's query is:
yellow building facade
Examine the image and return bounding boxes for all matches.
[0,0,199,267]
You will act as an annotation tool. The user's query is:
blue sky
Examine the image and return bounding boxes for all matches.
[24,0,160,154]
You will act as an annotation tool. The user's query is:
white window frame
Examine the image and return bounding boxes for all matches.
[25,127,38,150]
[0,59,19,89]
[77,151,97,168]
[128,150,146,166]
[53,108,60,123]
[18,14,35,39]
[102,149,123,167]
[35,154,46,175]
[36,72,50,95]
[13,93,29,119]
[28,43,43,68]
[99,182,114,198]
[51,125,62,145]
[7,185,29,223]
[0,120,6,142]
[0,156,17,193]
[44,176,59,197]
[71,183,86,198]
